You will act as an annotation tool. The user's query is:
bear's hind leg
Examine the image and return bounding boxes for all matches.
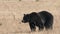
[44,19,53,30]
[38,23,44,31]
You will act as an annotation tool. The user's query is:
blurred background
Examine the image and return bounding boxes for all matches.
[0,0,60,34]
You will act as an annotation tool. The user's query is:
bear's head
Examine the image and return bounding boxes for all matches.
[22,14,30,23]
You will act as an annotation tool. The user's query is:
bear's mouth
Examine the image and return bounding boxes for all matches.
[22,20,27,23]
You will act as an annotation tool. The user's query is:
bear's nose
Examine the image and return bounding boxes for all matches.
[22,20,23,22]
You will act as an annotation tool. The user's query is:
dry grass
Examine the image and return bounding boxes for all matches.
[0,0,60,34]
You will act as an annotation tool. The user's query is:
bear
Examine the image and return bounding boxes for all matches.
[22,12,44,31]
[38,11,53,30]
[22,11,53,31]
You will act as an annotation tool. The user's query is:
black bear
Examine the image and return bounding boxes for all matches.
[22,11,53,31]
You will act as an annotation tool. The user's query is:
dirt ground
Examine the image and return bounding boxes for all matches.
[0,0,60,34]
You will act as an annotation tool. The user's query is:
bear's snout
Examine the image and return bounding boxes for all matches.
[22,20,25,22]
[22,20,24,22]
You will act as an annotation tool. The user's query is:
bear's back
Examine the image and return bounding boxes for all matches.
[29,12,42,22]
[39,11,53,17]
[39,11,53,19]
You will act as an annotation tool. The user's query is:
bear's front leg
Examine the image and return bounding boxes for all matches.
[29,22,36,32]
